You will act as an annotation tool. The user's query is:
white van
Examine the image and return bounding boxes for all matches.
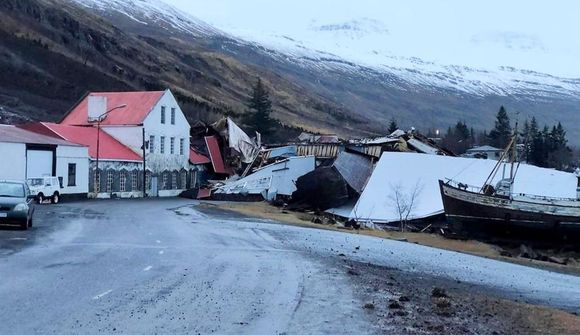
[27,176,63,204]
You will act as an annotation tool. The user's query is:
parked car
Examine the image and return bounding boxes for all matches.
[27,176,62,204]
[0,180,35,230]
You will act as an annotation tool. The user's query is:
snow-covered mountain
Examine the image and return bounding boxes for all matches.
[79,0,580,98]
[60,0,580,144]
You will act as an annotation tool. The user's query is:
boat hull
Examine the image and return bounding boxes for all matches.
[438,180,580,232]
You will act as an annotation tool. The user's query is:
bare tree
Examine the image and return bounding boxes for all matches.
[389,181,423,232]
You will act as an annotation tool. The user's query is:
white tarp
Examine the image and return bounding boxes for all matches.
[227,118,259,163]
[215,156,316,200]
[350,152,578,223]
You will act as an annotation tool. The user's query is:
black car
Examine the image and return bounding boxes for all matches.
[0,180,35,230]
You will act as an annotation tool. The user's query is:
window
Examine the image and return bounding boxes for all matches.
[180,138,185,156]
[95,173,100,193]
[131,171,138,190]
[172,172,177,189]
[149,135,155,153]
[190,170,197,188]
[170,137,175,154]
[160,136,165,154]
[162,174,168,190]
[161,106,166,124]
[107,171,114,192]
[120,172,126,192]
[67,163,76,186]
[171,108,176,125]
[181,171,187,189]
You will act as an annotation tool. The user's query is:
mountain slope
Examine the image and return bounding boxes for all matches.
[1,0,579,145]
[73,0,580,144]
[0,0,372,141]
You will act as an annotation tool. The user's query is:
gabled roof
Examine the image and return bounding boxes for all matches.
[61,91,165,126]
[20,123,142,162]
[0,125,82,147]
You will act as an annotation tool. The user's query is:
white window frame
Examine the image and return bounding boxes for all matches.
[179,138,185,156]
[171,108,176,125]
[160,136,165,154]
[107,171,114,192]
[131,171,138,190]
[149,135,155,153]
[161,106,166,124]
[120,172,126,192]
[170,137,175,155]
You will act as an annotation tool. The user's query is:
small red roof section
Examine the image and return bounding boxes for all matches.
[189,148,211,165]
[61,91,165,126]
[205,136,230,175]
[20,123,142,161]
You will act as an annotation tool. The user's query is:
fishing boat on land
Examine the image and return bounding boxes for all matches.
[438,130,580,232]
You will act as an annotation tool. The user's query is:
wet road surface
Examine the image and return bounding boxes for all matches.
[0,199,578,334]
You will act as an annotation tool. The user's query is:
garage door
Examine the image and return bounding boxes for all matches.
[26,149,54,178]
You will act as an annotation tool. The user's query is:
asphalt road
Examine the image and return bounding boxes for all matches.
[0,199,578,334]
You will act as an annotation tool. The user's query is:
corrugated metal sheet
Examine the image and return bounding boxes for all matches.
[61,91,165,126]
[205,136,229,174]
[189,148,211,165]
[407,138,440,155]
[296,144,341,158]
[215,156,316,200]
[333,151,374,193]
[1,125,81,147]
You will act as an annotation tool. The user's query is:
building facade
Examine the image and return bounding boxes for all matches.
[0,125,89,199]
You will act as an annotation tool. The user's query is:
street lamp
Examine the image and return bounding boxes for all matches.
[89,104,127,194]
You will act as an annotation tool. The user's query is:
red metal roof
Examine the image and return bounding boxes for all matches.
[20,123,142,161]
[205,135,230,174]
[2,125,83,147]
[61,91,165,126]
[189,148,211,165]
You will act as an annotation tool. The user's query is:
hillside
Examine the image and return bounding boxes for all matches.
[0,0,578,145]
[0,0,373,141]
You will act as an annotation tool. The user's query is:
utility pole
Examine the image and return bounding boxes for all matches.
[142,127,147,198]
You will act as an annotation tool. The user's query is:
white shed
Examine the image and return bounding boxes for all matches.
[0,125,89,199]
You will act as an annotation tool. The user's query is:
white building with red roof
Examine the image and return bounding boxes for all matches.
[22,89,210,198]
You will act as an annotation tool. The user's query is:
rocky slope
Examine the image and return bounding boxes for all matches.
[1,0,579,144]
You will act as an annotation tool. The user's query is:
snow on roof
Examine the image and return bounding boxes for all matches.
[0,125,82,147]
[61,91,165,126]
[215,156,316,200]
[22,123,142,161]
[406,138,440,155]
[350,152,577,223]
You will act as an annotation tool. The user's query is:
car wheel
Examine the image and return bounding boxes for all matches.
[51,193,59,204]
[37,193,44,204]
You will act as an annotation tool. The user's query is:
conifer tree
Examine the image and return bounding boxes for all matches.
[245,78,276,137]
[488,106,512,149]
[388,117,398,134]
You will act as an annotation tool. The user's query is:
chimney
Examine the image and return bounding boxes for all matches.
[88,95,107,122]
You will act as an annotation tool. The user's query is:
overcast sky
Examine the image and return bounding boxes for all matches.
[164,0,580,77]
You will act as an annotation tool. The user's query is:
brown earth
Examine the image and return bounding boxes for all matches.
[346,260,580,335]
